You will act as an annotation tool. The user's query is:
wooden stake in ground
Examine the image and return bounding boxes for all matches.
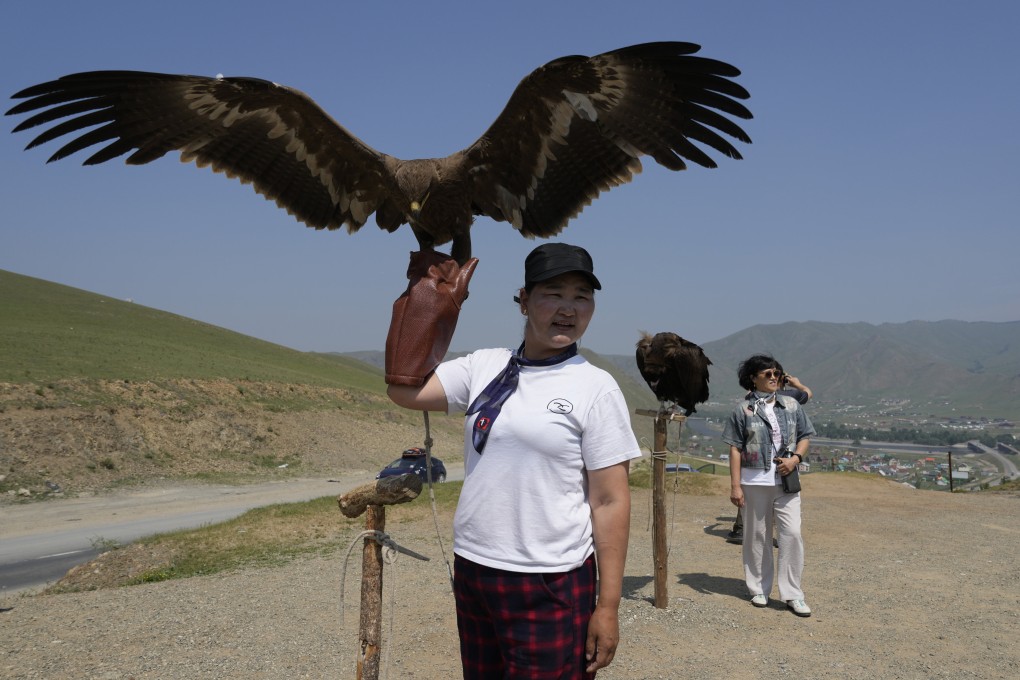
[338,473,423,680]
[635,408,686,609]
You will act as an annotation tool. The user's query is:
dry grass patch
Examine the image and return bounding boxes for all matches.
[628,456,727,495]
[45,482,463,593]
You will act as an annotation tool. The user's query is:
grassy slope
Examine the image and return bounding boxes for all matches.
[0,269,384,393]
[0,270,654,411]
[0,270,468,496]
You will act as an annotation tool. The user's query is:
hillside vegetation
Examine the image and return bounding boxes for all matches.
[4,269,1016,497]
[0,270,463,498]
[0,270,382,390]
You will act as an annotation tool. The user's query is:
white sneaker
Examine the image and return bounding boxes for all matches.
[787,599,811,617]
[750,594,768,607]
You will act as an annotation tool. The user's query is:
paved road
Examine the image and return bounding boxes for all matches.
[1,463,467,596]
[987,449,1020,479]
[0,475,372,595]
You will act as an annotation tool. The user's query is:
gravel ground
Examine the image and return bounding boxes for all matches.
[3,474,1018,679]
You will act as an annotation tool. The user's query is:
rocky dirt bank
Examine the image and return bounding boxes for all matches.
[0,378,463,499]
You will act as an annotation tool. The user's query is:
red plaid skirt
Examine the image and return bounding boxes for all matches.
[453,554,597,679]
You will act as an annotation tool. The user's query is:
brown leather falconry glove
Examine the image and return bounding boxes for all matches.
[385,251,479,386]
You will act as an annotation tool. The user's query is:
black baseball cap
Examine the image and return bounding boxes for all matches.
[523,243,602,290]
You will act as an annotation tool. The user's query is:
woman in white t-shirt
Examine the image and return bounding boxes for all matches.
[722,354,815,618]
[388,243,641,679]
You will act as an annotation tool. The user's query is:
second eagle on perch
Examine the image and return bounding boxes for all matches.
[7,42,751,264]
[636,331,712,416]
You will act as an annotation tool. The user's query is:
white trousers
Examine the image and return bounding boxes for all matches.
[741,483,804,601]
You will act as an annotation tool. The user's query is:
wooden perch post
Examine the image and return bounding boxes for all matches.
[338,473,423,680]
[635,408,686,609]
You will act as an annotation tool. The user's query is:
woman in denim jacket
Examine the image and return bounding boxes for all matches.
[722,354,815,617]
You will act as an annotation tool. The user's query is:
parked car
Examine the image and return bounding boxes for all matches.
[665,463,697,473]
[376,447,447,484]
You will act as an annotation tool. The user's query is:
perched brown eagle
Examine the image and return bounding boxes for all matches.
[6,42,750,264]
[635,331,712,415]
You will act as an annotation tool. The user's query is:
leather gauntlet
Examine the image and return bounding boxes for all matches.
[385,251,479,386]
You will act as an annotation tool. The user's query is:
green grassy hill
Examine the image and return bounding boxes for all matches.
[7,268,1016,420]
[0,270,467,497]
[0,269,384,393]
[0,270,669,496]
[5,268,1013,496]
[0,270,658,414]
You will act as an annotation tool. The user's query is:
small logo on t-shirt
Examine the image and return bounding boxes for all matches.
[547,398,573,414]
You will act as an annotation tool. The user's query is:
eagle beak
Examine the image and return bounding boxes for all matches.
[410,190,431,215]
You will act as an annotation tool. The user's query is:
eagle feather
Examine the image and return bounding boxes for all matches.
[636,331,712,415]
[7,42,751,264]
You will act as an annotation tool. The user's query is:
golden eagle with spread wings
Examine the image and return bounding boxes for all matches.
[7,42,751,264]
[636,331,712,415]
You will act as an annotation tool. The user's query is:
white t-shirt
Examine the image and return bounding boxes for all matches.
[436,348,642,573]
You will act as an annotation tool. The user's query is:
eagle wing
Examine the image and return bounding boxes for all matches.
[463,42,752,236]
[664,336,712,412]
[6,71,402,233]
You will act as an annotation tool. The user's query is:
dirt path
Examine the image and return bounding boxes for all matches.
[1,477,366,541]
[2,474,1018,679]
[0,475,380,595]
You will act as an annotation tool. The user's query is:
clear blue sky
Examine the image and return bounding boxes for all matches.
[2,1,1017,355]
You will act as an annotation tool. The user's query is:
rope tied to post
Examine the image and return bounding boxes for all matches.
[422,410,455,590]
[640,425,686,562]
[339,529,429,628]
[339,528,430,679]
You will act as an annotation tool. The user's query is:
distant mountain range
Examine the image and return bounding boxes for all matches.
[3,268,1016,420]
[602,320,1020,419]
[347,321,1020,420]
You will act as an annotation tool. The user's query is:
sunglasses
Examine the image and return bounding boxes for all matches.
[757,369,782,379]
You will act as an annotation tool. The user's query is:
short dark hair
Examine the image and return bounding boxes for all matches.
[737,354,784,391]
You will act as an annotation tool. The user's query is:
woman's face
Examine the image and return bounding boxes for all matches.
[752,367,783,394]
[518,272,595,360]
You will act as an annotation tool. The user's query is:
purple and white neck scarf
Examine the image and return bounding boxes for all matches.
[465,342,577,454]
